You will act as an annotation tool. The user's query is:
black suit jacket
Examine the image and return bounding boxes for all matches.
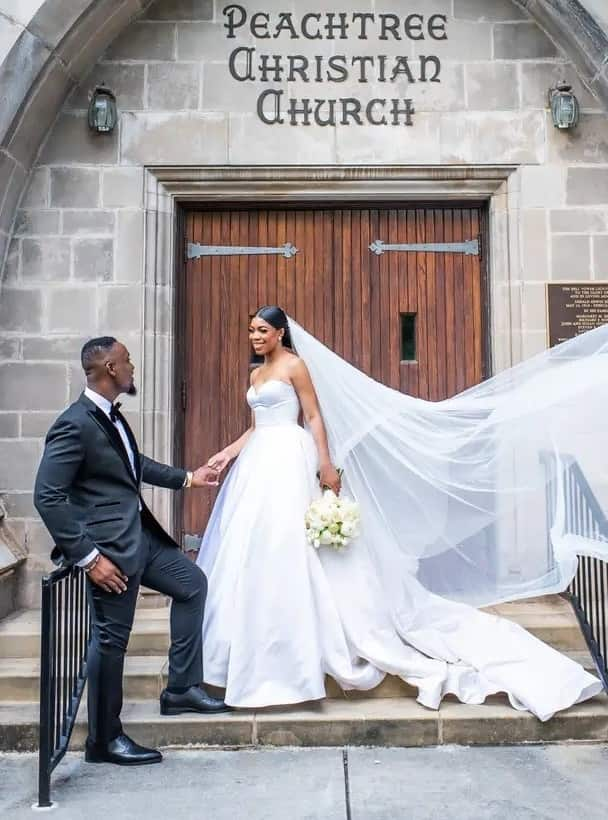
[34,393,187,576]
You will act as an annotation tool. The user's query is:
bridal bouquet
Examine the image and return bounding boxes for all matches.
[304,489,361,551]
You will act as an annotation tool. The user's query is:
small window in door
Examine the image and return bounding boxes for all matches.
[400,313,417,362]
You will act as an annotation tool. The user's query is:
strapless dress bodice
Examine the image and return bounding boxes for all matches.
[247,379,300,427]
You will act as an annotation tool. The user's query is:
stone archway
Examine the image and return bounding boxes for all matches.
[1,0,608,282]
[0,0,606,605]
[0,0,607,280]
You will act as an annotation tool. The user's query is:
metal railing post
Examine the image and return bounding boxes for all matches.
[37,577,54,809]
[541,451,608,692]
[36,565,90,808]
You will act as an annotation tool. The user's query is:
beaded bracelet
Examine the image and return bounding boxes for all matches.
[84,554,101,574]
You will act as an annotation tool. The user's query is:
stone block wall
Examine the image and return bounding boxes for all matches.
[1,0,608,606]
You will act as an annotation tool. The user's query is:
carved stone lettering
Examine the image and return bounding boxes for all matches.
[221,6,449,126]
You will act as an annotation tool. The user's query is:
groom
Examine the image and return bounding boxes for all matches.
[34,336,227,767]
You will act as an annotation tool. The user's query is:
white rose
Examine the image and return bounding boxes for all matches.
[344,512,360,529]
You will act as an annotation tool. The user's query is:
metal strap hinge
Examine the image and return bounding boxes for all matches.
[369,239,480,256]
[187,242,298,260]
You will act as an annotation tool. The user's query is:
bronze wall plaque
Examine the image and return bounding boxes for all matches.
[547,283,608,346]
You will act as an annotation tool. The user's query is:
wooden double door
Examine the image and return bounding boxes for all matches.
[179,204,487,536]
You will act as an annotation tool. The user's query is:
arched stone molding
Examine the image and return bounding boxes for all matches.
[0,0,150,273]
[513,1,608,107]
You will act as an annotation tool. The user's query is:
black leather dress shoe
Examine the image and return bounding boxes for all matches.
[85,733,162,766]
[160,685,231,715]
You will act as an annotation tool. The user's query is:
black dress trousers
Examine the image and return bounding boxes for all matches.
[86,526,207,745]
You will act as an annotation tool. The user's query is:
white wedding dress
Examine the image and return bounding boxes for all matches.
[198,376,603,719]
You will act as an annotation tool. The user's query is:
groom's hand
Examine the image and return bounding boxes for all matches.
[88,556,128,594]
[191,465,220,487]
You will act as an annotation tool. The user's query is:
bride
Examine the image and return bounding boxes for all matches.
[197,306,605,719]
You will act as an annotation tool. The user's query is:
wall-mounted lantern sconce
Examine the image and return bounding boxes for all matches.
[549,81,580,130]
[87,85,117,134]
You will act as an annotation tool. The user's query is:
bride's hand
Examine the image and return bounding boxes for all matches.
[207,449,232,474]
[319,463,341,495]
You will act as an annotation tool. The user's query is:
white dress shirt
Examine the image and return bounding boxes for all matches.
[77,387,139,568]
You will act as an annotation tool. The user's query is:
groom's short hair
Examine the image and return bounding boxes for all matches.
[81,336,118,372]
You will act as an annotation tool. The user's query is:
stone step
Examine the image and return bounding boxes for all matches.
[0,596,587,659]
[0,594,603,752]
[2,693,608,753]
[137,587,169,609]
[0,655,166,701]
[0,608,171,659]
[0,650,598,704]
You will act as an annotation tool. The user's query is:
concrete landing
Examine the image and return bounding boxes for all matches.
[2,746,607,820]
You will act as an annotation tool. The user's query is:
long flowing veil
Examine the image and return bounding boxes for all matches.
[287,316,608,607]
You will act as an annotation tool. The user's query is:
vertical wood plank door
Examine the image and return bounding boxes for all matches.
[181,205,486,536]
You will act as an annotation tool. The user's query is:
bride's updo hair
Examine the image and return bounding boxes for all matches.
[254,305,294,350]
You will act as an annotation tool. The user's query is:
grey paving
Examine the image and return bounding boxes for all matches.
[0,748,346,820]
[1,745,608,820]
[347,745,608,820]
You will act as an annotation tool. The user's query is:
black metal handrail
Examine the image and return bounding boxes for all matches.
[37,564,91,809]
[541,452,608,691]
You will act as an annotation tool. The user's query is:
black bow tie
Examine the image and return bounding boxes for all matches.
[109,402,122,423]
